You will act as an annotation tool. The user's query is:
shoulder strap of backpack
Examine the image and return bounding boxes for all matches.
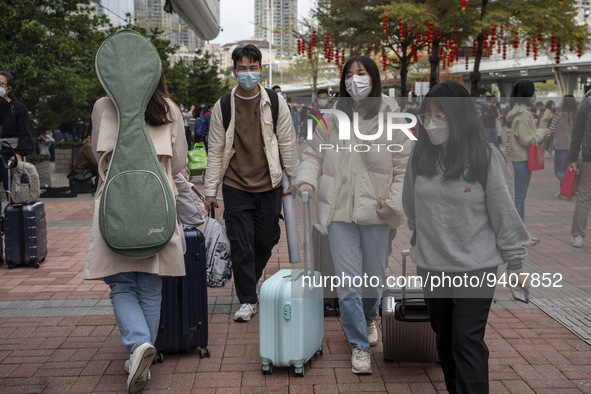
[220,92,232,131]
[264,88,279,134]
[221,89,279,133]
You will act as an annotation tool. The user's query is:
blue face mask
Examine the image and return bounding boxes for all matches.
[236,72,260,91]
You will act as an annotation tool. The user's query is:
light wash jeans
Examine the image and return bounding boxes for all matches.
[512,161,532,222]
[104,272,162,353]
[554,149,570,186]
[327,222,393,350]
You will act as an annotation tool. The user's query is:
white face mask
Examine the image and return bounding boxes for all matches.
[317,98,329,107]
[345,75,371,100]
[0,87,6,98]
[424,121,450,145]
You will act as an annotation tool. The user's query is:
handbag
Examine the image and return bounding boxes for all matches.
[527,144,545,171]
[559,165,578,199]
[67,166,93,183]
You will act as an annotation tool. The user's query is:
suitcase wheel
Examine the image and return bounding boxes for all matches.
[294,365,304,377]
[7,263,15,269]
[317,344,323,356]
[198,347,210,358]
[33,262,40,269]
[262,363,273,375]
[153,352,164,364]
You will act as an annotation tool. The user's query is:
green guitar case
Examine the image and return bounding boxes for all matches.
[95,30,176,258]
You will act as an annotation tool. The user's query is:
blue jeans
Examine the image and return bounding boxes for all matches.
[104,272,162,353]
[512,161,532,222]
[554,149,570,186]
[328,222,394,350]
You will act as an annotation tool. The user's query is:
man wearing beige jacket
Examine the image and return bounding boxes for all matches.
[204,44,297,322]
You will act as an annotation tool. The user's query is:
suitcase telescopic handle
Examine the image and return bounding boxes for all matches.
[301,191,312,275]
[400,249,411,317]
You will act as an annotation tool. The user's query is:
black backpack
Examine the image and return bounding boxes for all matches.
[220,88,279,132]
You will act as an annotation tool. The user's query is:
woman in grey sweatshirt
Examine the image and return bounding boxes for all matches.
[402,81,529,394]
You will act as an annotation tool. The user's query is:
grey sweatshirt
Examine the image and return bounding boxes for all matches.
[402,146,529,274]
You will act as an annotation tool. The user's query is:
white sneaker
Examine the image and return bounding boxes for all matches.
[571,236,583,248]
[124,360,151,380]
[126,342,156,394]
[367,322,378,347]
[233,303,257,322]
[351,347,372,374]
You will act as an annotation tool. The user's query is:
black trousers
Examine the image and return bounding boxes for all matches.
[222,184,282,304]
[418,266,496,394]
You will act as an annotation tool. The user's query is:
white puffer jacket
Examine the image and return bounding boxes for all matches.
[297,97,412,228]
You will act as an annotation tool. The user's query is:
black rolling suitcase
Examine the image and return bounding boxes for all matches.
[4,202,48,269]
[154,228,210,361]
[381,249,437,362]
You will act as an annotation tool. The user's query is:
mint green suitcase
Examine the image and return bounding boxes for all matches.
[259,192,324,377]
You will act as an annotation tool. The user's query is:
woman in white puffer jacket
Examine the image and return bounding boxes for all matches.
[297,55,411,375]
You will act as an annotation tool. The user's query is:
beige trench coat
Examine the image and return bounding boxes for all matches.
[84,97,188,280]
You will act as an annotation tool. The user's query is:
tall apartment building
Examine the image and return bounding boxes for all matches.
[133,0,203,54]
[254,0,298,57]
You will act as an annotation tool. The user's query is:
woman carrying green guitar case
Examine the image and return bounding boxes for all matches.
[84,30,188,393]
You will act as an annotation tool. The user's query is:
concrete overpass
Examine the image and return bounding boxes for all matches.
[451,53,591,97]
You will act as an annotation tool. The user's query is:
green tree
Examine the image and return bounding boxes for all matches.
[317,0,589,97]
[0,0,110,132]
[467,0,588,96]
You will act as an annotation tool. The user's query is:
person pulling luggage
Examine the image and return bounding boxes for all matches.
[297,55,410,374]
[204,44,297,323]
[84,31,188,394]
[402,81,530,393]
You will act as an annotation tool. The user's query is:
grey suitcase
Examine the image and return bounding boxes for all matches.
[381,249,437,362]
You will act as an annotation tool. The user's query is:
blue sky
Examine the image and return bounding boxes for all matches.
[97,0,313,45]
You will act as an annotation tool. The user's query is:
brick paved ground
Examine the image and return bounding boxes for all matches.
[0,159,589,393]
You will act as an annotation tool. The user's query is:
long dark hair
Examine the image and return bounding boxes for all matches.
[561,95,578,119]
[336,56,382,119]
[509,79,535,108]
[145,72,172,126]
[411,81,490,185]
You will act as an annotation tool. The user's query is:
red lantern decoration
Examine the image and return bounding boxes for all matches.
[555,38,562,64]
[525,39,530,57]
[399,17,405,40]
[382,12,388,34]
[460,0,469,12]
[502,42,507,60]
[411,43,418,63]
[465,55,469,70]
[513,30,519,49]
[307,42,313,59]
